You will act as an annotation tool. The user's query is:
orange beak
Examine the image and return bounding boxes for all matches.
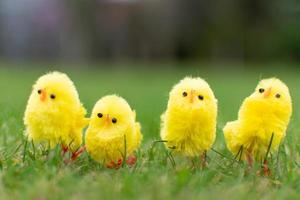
[189,90,195,103]
[263,87,272,98]
[104,114,110,125]
[40,90,47,102]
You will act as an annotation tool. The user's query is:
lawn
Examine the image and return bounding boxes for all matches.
[0,63,300,199]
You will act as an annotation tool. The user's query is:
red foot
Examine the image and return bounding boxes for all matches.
[107,159,123,169]
[117,159,123,167]
[61,145,69,157]
[126,155,137,167]
[71,146,86,161]
[262,160,271,176]
[106,156,137,169]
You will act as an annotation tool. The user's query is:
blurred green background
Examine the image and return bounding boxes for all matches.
[0,0,300,63]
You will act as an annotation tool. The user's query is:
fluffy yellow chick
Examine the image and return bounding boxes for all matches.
[24,71,88,154]
[85,95,143,168]
[160,77,218,161]
[224,78,292,170]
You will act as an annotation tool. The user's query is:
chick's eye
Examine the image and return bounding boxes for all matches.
[112,118,117,124]
[259,88,265,93]
[50,94,56,99]
[37,90,42,94]
[276,94,281,98]
[182,92,188,97]
[97,113,103,118]
[198,95,204,100]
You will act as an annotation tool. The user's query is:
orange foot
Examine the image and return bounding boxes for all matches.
[126,155,137,167]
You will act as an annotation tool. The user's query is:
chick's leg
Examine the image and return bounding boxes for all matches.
[61,144,69,157]
[200,151,208,169]
[261,133,274,176]
[71,146,86,161]
[262,159,271,176]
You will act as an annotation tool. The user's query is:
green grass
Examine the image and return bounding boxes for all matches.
[1,63,300,199]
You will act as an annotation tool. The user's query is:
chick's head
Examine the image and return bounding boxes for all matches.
[90,95,135,138]
[250,78,292,112]
[168,77,217,111]
[30,72,80,111]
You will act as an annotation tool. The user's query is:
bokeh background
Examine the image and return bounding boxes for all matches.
[0,0,300,63]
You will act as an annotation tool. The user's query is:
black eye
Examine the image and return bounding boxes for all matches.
[182,92,188,97]
[198,95,204,100]
[112,118,117,124]
[38,90,42,94]
[259,88,265,93]
[50,94,56,99]
[97,113,103,118]
[276,94,281,98]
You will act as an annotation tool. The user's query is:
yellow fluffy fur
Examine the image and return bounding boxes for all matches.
[85,95,142,164]
[24,72,88,151]
[224,78,292,161]
[160,77,218,157]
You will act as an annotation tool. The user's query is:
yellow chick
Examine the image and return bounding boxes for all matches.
[85,95,143,168]
[224,78,292,170]
[160,77,218,161]
[24,71,88,154]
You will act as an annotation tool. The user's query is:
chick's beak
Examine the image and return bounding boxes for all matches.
[263,87,272,98]
[40,90,47,102]
[104,114,110,125]
[189,90,195,103]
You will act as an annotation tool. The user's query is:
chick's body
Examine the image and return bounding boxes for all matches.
[24,72,88,151]
[161,77,218,157]
[224,78,292,160]
[85,95,142,164]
